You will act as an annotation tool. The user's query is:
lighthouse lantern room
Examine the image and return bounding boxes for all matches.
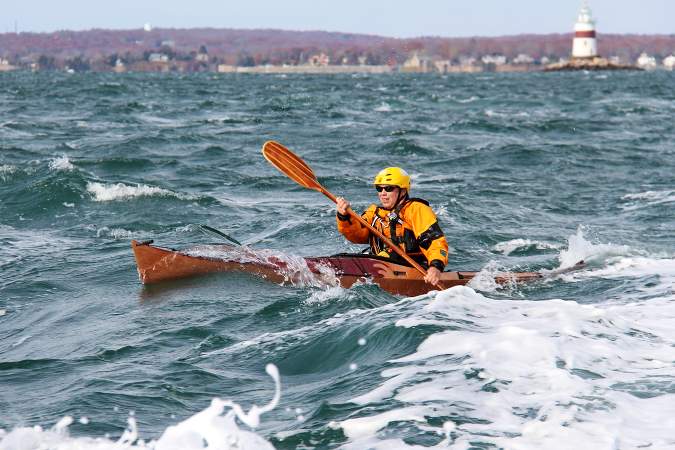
[572,1,598,59]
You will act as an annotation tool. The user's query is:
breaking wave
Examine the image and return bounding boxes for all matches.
[0,364,280,450]
[49,155,75,171]
[493,238,561,256]
[621,190,675,211]
[338,283,675,449]
[86,182,189,202]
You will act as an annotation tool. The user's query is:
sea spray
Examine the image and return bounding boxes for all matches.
[0,365,281,450]
[184,244,339,288]
[558,226,631,269]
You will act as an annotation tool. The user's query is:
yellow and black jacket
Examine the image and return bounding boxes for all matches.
[336,198,448,271]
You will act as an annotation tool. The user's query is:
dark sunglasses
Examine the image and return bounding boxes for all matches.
[375,185,397,193]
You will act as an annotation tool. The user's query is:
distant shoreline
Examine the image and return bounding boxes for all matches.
[1,28,673,73]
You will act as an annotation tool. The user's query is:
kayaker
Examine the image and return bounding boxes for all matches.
[336,167,449,286]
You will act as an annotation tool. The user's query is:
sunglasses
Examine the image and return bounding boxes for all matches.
[375,185,397,193]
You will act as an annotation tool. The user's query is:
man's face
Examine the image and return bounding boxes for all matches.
[376,185,400,209]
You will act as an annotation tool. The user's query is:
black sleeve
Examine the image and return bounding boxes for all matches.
[429,259,445,272]
[418,222,444,250]
[336,212,351,222]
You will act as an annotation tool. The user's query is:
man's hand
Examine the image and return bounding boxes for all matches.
[336,197,351,216]
[424,266,441,286]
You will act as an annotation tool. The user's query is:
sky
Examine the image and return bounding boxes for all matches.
[2,0,674,37]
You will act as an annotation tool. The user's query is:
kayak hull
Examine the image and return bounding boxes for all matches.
[131,240,542,297]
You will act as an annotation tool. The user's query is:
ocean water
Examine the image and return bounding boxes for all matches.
[1,70,674,449]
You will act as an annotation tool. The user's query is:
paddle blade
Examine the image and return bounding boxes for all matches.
[262,141,323,191]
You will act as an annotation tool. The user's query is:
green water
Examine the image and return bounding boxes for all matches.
[1,71,674,448]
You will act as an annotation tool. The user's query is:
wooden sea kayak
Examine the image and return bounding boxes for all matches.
[131,240,545,297]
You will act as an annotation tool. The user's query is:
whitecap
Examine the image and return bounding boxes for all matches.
[340,285,675,448]
[49,155,75,171]
[455,96,478,103]
[86,182,188,202]
[0,164,18,181]
[494,238,561,256]
[0,364,281,449]
[96,227,133,239]
[621,190,675,211]
[563,255,675,299]
[374,102,391,112]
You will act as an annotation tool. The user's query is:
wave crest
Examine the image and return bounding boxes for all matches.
[86,182,187,202]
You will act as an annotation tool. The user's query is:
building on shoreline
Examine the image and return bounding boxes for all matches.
[636,53,657,70]
[664,55,675,71]
[2,10,671,75]
[0,58,16,71]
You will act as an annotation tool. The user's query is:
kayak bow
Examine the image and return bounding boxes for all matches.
[131,240,544,296]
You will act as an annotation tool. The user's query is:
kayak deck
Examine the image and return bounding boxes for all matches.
[131,240,543,297]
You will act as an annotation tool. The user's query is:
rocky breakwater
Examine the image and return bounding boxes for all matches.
[545,57,641,72]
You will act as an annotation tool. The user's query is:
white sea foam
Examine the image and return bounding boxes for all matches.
[0,364,280,450]
[558,226,631,269]
[96,227,133,239]
[304,285,351,305]
[455,96,478,103]
[0,164,18,181]
[49,155,75,171]
[375,102,392,112]
[621,190,675,210]
[341,407,428,440]
[467,260,509,292]
[493,238,560,256]
[561,255,675,301]
[87,182,186,202]
[339,286,675,449]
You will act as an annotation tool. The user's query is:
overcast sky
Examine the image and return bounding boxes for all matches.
[3,0,673,37]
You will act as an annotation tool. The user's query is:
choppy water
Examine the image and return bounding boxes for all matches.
[1,71,674,449]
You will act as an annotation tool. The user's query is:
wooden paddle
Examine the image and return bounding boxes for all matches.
[262,140,443,289]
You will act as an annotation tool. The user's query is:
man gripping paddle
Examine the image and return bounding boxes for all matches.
[336,167,449,286]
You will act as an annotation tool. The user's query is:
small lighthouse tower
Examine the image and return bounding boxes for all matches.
[572,1,598,59]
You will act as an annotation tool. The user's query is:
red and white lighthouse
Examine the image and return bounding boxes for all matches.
[572,2,598,59]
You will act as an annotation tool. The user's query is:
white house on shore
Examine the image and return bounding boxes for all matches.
[636,53,657,70]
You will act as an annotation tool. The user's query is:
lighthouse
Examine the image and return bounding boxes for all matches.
[572,1,598,59]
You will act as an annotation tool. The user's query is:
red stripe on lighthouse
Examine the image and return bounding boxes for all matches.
[575,30,596,38]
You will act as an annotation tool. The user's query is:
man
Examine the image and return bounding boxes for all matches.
[336,167,448,286]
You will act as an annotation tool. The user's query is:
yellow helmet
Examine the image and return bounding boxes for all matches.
[373,167,410,191]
